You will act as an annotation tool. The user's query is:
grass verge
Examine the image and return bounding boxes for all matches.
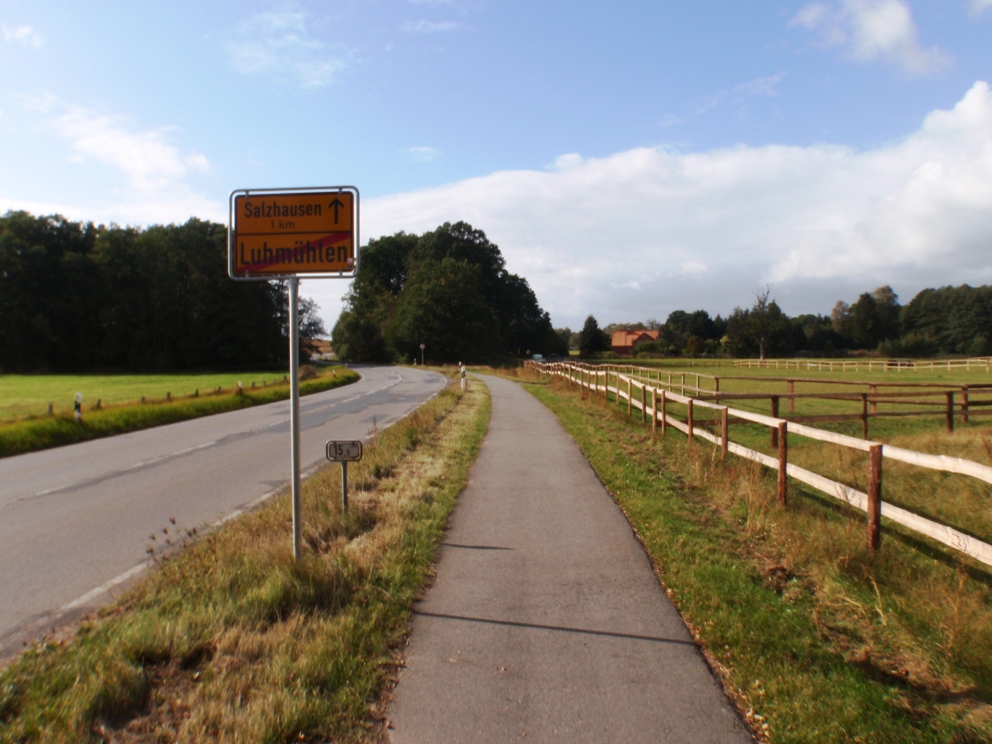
[0,371,304,422]
[520,372,992,744]
[0,377,490,743]
[0,368,359,458]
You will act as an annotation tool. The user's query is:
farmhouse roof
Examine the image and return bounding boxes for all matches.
[611,330,659,348]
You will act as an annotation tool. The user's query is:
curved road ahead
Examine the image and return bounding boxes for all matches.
[0,366,447,658]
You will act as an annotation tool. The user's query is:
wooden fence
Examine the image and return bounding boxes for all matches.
[592,365,992,437]
[733,357,992,372]
[528,361,992,570]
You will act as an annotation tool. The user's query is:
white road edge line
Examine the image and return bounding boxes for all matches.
[61,563,147,611]
[57,369,450,616]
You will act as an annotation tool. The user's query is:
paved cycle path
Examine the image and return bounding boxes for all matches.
[387,375,750,743]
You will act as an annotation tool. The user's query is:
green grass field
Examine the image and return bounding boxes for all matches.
[0,368,359,458]
[0,371,297,423]
[598,362,992,441]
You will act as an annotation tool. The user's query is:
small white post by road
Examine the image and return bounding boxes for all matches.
[460,362,467,391]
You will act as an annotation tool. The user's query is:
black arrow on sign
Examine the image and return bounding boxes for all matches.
[329,198,345,224]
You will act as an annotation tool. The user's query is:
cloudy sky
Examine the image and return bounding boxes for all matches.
[1,1,990,331]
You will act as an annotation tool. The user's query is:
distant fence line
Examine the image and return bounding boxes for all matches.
[590,364,992,437]
[527,360,992,570]
[732,357,992,372]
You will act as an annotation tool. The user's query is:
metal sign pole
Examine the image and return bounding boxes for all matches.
[341,461,348,514]
[228,186,360,563]
[289,276,302,561]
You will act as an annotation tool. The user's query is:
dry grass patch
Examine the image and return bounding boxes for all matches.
[0,379,490,743]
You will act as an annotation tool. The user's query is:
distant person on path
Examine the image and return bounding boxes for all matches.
[459,362,467,391]
[74,393,82,423]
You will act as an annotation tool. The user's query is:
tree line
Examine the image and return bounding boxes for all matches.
[565,284,992,359]
[0,211,325,373]
[331,222,566,363]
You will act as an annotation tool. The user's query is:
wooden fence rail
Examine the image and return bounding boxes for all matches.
[528,360,992,570]
[732,357,992,372]
[576,363,992,438]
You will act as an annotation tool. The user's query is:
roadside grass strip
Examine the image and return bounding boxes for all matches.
[0,368,359,458]
[523,374,992,744]
[0,379,490,743]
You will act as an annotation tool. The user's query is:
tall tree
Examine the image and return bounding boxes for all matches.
[0,211,296,372]
[334,222,561,363]
[724,289,792,358]
[579,315,608,356]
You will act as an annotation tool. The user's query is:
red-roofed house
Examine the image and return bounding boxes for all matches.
[611,330,660,357]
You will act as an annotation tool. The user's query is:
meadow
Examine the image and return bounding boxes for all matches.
[0,372,298,423]
[0,368,359,458]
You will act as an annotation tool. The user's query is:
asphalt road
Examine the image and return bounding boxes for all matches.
[387,375,751,743]
[0,365,447,659]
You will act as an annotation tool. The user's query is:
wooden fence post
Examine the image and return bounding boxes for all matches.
[628,379,632,415]
[721,406,729,462]
[770,396,780,448]
[687,399,694,443]
[641,385,646,423]
[777,421,788,507]
[861,393,869,440]
[660,391,667,436]
[962,385,970,425]
[787,380,795,413]
[946,392,954,434]
[714,377,720,406]
[652,388,658,434]
[868,443,882,551]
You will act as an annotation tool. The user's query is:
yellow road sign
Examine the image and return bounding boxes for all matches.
[229,188,358,278]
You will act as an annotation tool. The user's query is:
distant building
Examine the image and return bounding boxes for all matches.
[611,330,659,357]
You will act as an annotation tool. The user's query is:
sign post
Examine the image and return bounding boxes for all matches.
[229,186,359,561]
[419,342,425,366]
[326,440,363,514]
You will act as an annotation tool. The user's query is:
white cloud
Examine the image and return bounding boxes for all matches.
[49,105,210,192]
[316,81,992,327]
[970,0,992,15]
[402,20,461,33]
[734,72,787,99]
[402,146,441,163]
[792,0,951,76]
[2,24,41,47]
[2,97,223,226]
[228,10,349,89]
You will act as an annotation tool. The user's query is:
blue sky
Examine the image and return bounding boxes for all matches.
[1,1,991,332]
